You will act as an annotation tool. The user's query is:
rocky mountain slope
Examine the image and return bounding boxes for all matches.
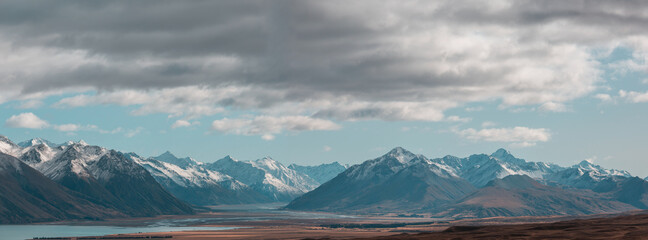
[0,136,194,219]
[286,147,476,213]
[134,152,272,205]
[287,147,645,218]
[205,156,320,202]
[439,175,635,218]
[0,153,123,223]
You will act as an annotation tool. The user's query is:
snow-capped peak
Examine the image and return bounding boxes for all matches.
[568,160,632,179]
[17,138,58,148]
[0,135,21,156]
[216,155,238,163]
[153,151,197,167]
[384,147,417,163]
[491,148,512,159]
[60,140,88,147]
[575,160,600,170]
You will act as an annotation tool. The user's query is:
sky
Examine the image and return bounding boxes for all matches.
[1,1,648,176]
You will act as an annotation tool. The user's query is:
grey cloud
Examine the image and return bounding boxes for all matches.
[2,0,648,121]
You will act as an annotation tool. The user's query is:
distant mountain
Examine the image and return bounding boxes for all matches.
[206,156,319,202]
[286,147,476,213]
[544,160,631,189]
[438,175,635,218]
[152,151,198,168]
[431,148,564,187]
[288,162,347,184]
[0,153,123,223]
[3,134,646,220]
[287,147,645,218]
[0,136,194,218]
[134,152,271,205]
[17,138,60,148]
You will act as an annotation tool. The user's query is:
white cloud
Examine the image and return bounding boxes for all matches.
[4,112,137,136]
[53,124,80,132]
[171,120,192,129]
[211,116,340,140]
[509,141,538,148]
[456,126,551,147]
[323,145,332,152]
[594,93,613,102]
[55,87,229,119]
[18,100,43,109]
[619,90,648,103]
[261,134,275,141]
[538,102,568,112]
[125,127,143,138]
[445,115,471,123]
[5,112,50,129]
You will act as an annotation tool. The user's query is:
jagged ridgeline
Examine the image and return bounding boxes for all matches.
[0,136,193,224]
[2,134,647,223]
[287,147,648,218]
[0,135,348,223]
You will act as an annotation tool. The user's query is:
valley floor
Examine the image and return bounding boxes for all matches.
[50,206,648,240]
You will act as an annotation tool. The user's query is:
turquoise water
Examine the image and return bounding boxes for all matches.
[0,224,237,240]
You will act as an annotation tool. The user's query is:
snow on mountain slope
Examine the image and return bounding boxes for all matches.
[152,151,198,168]
[286,147,476,212]
[250,157,319,193]
[544,160,632,190]
[431,148,564,187]
[0,135,194,216]
[17,138,60,148]
[345,147,424,181]
[206,155,319,201]
[288,162,347,184]
[135,153,274,205]
[0,135,21,156]
[0,152,125,224]
[135,152,238,189]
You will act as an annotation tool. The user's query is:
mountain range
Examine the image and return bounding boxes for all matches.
[287,147,648,218]
[0,135,346,222]
[0,152,123,223]
[0,136,194,222]
[2,134,647,223]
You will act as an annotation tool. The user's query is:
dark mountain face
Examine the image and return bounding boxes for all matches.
[285,148,476,213]
[41,148,194,217]
[90,151,194,216]
[439,175,635,219]
[287,148,642,218]
[0,153,124,224]
[0,137,195,221]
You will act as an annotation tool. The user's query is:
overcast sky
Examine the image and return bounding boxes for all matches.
[1,0,648,176]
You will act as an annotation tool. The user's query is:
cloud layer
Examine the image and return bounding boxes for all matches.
[3,1,648,139]
[456,126,551,147]
[211,116,340,140]
[5,113,49,129]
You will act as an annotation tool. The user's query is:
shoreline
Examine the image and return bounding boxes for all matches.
[40,210,646,240]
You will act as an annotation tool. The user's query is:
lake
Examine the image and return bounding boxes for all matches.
[0,203,348,240]
[0,224,238,240]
